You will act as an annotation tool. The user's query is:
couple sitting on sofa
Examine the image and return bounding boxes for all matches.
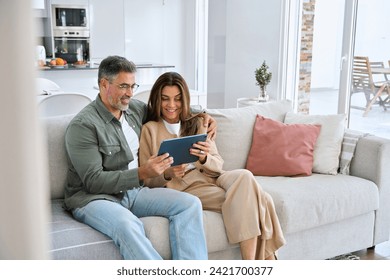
[64,55,286,260]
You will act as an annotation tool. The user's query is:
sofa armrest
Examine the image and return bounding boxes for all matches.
[350,134,390,244]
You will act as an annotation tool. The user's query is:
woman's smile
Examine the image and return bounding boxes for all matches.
[161,85,182,123]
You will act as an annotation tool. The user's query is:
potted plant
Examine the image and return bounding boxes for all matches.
[255,60,272,102]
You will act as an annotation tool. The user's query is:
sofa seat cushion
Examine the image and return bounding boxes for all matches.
[141,211,239,258]
[50,200,236,259]
[50,199,123,260]
[257,174,379,234]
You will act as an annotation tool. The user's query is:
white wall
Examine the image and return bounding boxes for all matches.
[208,0,284,108]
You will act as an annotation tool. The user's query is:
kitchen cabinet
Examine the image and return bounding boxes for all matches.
[124,0,164,63]
[32,0,45,9]
[89,0,125,62]
[33,0,49,17]
[36,0,206,106]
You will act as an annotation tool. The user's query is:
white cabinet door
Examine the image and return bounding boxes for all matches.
[124,0,164,63]
[32,0,45,9]
[89,0,125,61]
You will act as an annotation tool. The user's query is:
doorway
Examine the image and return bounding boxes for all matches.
[301,0,390,139]
[347,0,390,138]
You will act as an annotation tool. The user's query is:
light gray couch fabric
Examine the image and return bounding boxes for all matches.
[258,174,379,234]
[41,100,390,260]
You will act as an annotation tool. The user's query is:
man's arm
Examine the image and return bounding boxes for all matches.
[65,120,141,195]
[198,112,217,140]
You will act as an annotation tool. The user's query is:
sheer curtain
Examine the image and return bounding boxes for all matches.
[0,0,49,259]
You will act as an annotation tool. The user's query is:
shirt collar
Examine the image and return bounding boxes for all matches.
[95,94,116,124]
[95,94,137,124]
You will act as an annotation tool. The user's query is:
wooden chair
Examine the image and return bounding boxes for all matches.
[369,61,390,109]
[369,61,389,85]
[351,56,389,116]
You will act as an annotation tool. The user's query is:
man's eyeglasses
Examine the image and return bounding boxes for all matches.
[110,82,139,93]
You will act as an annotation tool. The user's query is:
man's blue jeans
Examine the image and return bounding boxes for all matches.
[72,187,208,260]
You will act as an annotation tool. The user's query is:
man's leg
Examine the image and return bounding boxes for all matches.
[124,187,208,260]
[73,199,162,260]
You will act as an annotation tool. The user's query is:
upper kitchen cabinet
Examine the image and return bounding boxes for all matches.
[124,0,164,63]
[33,0,49,17]
[124,0,194,79]
[33,0,45,9]
[89,0,125,62]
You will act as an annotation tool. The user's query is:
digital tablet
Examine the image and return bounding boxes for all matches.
[157,134,207,166]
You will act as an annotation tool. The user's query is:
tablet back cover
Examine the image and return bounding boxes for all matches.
[157,134,207,165]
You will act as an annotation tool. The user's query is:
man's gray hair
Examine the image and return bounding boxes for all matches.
[98,55,137,85]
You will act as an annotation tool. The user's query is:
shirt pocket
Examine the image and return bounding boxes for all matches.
[99,145,121,170]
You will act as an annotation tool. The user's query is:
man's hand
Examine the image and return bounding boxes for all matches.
[199,113,217,140]
[138,153,173,181]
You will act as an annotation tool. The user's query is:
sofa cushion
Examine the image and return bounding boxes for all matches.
[284,113,346,175]
[246,115,321,176]
[339,130,369,175]
[50,200,237,259]
[50,199,123,259]
[206,100,292,170]
[257,174,379,234]
[41,114,76,199]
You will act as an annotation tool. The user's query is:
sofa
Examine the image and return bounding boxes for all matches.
[43,100,390,260]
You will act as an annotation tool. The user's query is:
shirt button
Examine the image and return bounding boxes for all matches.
[199,169,204,173]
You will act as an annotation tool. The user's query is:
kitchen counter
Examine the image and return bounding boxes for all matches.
[39,63,175,71]
[37,63,176,99]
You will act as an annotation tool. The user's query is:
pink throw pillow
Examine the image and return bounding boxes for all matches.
[245,115,321,176]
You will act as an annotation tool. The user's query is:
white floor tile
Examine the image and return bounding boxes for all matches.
[310,88,390,139]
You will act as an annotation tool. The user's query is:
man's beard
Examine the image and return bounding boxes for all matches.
[108,95,129,111]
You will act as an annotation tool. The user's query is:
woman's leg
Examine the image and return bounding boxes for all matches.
[217,169,285,260]
[240,237,257,260]
[184,183,226,213]
[125,187,208,260]
[73,198,162,260]
[185,182,262,260]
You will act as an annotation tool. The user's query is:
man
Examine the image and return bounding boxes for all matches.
[64,55,214,259]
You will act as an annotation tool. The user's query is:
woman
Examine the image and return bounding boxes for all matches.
[139,72,285,260]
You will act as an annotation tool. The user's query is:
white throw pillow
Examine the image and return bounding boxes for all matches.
[206,100,293,171]
[284,112,346,175]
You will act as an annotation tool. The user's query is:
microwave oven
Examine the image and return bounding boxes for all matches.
[52,4,89,37]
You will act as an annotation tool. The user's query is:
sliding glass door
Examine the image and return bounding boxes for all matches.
[299,0,389,139]
[347,0,390,138]
[310,0,346,115]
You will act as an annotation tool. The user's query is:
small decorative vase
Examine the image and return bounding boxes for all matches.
[258,87,269,102]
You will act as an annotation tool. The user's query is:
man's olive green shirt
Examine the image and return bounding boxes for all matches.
[64,95,147,210]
